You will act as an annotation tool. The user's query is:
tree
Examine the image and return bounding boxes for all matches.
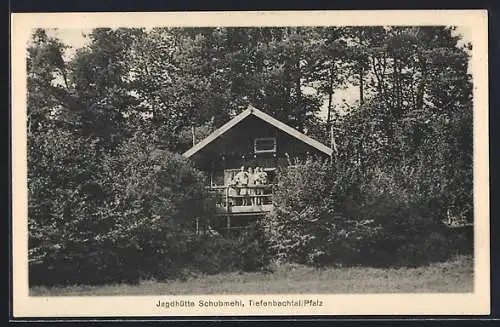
[335,26,473,223]
[27,29,72,136]
[68,28,141,149]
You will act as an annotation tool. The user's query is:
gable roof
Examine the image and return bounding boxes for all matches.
[182,104,333,158]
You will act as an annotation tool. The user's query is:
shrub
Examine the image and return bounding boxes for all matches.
[262,157,471,268]
[341,165,473,267]
[28,131,214,286]
[262,159,338,265]
[145,223,270,280]
[187,229,270,275]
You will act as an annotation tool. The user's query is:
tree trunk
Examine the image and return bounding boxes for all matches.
[356,28,365,106]
[359,65,364,106]
[326,65,334,126]
[192,125,196,146]
[295,56,302,130]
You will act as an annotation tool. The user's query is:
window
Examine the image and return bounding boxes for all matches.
[254,137,276,153]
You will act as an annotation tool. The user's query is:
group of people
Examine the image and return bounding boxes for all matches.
[228,166,269,206]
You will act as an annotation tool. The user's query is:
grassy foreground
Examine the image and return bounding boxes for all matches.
[30,255,473,296]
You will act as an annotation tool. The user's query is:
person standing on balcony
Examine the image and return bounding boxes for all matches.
[234,166,249,205]
[248,166,256,206]
[257,167,268,204]
[254,167,262,205]
[227,172,238,207]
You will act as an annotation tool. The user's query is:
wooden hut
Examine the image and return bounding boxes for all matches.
[183,104,333,231]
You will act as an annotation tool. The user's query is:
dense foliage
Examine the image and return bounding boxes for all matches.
[264,160,472,267]
[29,132,213,285]
[27,26,473,285]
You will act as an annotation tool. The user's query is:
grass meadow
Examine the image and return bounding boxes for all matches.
[30,255,473,296]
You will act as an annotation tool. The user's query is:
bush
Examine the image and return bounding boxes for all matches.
[340,165,474,267]
[129,223,270,280]
[262,158,471,269]
[28,131,214,286]
[262,159,338,265]
[184,229,270,275]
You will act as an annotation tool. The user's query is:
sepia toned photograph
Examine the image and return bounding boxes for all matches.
[11,10,489,317]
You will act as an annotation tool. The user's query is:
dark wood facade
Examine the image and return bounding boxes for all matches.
[183,105,332,228]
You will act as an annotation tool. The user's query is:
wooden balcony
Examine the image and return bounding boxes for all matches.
[207,184,274,216]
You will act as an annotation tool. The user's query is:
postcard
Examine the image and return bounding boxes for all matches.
[11,10,489,317]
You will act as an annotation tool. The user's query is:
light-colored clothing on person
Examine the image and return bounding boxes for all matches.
[229,188,237,206]
[234,171,248,185]
[248,172,257,195]
[257,170,268,185]
[234,171,249,194]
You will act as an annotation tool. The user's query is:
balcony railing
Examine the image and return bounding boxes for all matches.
[206,184,274,215]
